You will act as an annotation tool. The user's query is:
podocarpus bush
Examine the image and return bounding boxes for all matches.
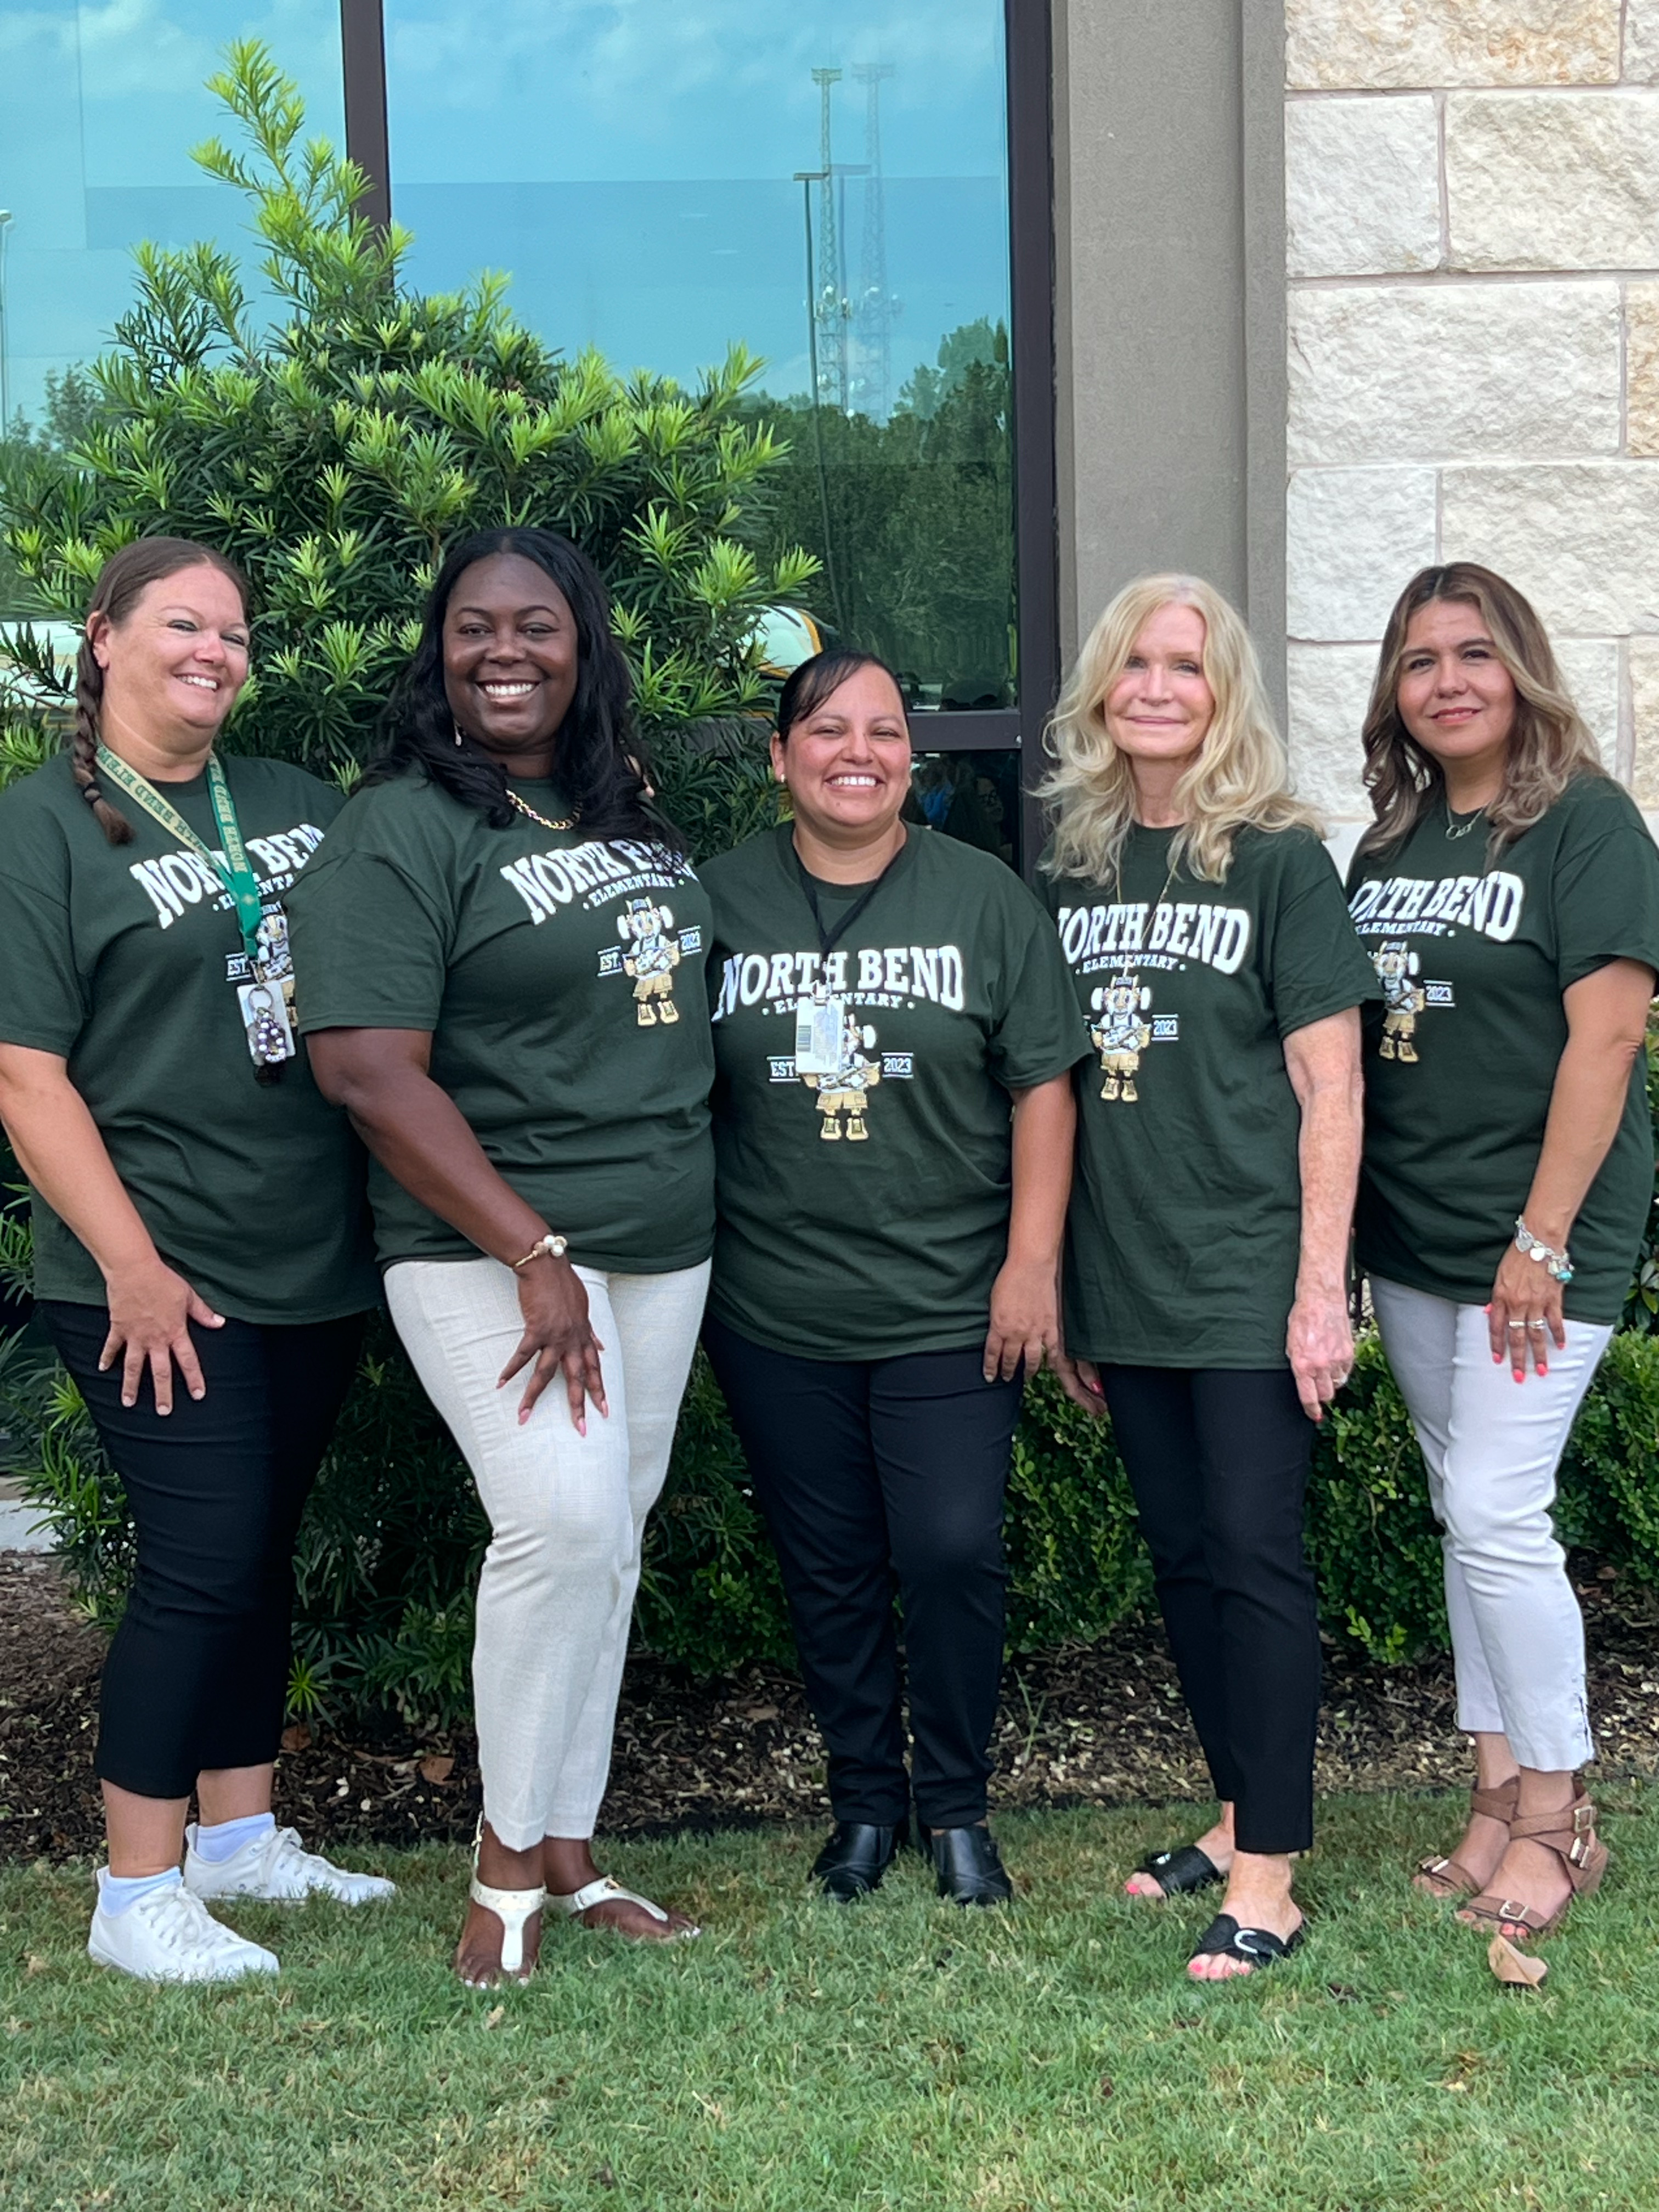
[0,43,804,850]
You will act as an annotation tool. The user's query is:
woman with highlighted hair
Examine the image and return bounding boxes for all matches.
[1347,562,1659,1946]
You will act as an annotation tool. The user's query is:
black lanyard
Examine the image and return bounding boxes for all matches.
[792,833,908,960]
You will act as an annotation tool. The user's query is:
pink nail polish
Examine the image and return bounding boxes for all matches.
[1513,1369,1523,1382]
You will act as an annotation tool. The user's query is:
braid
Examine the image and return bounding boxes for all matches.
[70,638,133,847]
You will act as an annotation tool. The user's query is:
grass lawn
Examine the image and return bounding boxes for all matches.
[1,1788,1653,2211]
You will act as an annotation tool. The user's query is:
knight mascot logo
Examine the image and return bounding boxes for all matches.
[1374,940,1424,1063]
[1090,977,1153,1102]
[616,896,682,1025]
[800,1013,882,1141]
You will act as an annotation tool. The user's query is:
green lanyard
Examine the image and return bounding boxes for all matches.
[95,743,266,964]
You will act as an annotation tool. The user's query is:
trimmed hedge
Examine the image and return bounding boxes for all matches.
[10,1322,1659,1730]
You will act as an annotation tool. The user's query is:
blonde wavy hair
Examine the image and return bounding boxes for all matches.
[1357,562,1605,861]
[1040,574,1321,885]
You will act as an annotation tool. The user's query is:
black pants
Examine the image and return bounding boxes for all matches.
[1101,1365,1320,1855]
[41,1302,364,1802]
[704,1315,1023,1829]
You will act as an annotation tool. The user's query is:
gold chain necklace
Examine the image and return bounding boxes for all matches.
[507,788,578,833]
[1114,824,1182,918]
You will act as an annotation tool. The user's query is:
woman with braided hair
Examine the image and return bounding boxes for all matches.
[0,538,387,1985]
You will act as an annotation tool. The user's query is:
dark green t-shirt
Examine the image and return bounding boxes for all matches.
[0,750,376,1324]
[1042,823,1378,1368]
[1345,774,1659,1323]
[702,824,1086,1361]
[287,770,715,1274]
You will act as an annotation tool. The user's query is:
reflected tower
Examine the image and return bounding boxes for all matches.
[811,65,849,413]
[852,64,896,423]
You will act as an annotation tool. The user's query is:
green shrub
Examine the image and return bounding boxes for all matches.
[13,1324,1659,1731]
[0,43,804,857]
[1306,1336,1447,1662]
[1620,1026,1659,1333]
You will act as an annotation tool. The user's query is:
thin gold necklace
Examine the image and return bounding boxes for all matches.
[507,787,578,833]
[1114,822,1182,917]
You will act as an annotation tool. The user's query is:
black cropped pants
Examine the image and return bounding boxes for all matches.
[41,1302,364,1802]
[704,1314,1023,1830]
[1100,1365,1320,1855]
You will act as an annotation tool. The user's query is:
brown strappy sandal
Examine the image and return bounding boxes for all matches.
[1413,1774,1520,1901]
[1457,1784,1609,1942]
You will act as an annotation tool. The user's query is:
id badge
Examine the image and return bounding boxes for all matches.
[238,979,297,1066]
[794,989,845,1076]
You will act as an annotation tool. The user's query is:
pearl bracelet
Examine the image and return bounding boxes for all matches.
[1514,1217,1573,1285]
[512,1232,569,1271]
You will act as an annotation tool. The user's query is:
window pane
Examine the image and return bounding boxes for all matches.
[384,1,1014,708]
[0,4,345,427]
[910,750,1020,868]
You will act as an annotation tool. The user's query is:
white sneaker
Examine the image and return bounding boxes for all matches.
[183,1824,397,1906]
[88,1870,280,1984]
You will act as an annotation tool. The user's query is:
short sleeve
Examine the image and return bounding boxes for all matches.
[1266,837,1381,1039]
[1550,794,1659,992]
[0,867,84,1056]
[986,884,1091,1089]
[289,849,452,1032]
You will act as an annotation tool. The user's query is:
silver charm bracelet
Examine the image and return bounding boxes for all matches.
[1514,1216,1574,1284]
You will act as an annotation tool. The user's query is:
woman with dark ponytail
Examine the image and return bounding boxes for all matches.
[287,527,714,1984]
[0,538,387,1985]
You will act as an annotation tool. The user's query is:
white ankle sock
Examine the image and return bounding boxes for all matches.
[194,1812,275,1865]
[101,1867,183,1917]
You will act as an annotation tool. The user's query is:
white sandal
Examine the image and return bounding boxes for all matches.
[463,1823,544,1985]
[465,1875,545,1982]
[551,1874,700,1940]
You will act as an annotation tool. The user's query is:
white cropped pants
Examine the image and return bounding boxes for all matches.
[1370,1276,1609,1773]
[386,1255,710,1852]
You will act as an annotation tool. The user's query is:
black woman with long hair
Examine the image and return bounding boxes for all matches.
[0,537,388,1985]
[288,527,712,1984]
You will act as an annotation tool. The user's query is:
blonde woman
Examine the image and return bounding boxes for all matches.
[1043,576,1376,1980]
[1347,563,1659,1944]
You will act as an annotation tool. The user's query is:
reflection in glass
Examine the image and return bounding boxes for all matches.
[384,0,1014,706]
[908,751,1019,870]
[0,4,344,425]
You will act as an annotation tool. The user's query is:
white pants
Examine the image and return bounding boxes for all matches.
[1370,1276,1610,1772]
[387,1255,710,1852]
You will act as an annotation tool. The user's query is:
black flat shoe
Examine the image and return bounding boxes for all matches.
[1133,1844,1223,1899]
[1188,1912,1305,1974]
[811,1819,909,1902]
[918,1822,1013,1908]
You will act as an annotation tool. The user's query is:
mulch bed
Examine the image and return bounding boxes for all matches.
[2,1550,1656,1864]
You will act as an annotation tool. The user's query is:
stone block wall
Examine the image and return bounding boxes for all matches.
[1284,0,1659,817]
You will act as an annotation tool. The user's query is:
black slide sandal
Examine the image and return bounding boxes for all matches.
[1189,1912,1305,1973]
[1133,1845,1223,1898]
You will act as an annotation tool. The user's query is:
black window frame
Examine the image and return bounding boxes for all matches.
[337,0,1057,859]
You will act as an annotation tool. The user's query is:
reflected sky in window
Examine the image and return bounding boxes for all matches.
[0,2,343,418]
[384,0,1010,409]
